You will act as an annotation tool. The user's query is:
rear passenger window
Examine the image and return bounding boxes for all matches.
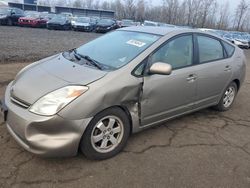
[222,41,235,57]
[197,35,224,63]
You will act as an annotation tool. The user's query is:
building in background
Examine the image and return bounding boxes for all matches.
[24,0,37,5]
[8,1,115,18]
[0,0,8,7]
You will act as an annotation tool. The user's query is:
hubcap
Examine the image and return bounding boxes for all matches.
[91,116,124,153]
[223,86,235,108]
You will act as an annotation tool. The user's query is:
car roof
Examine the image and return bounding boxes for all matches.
[119,26,197,36]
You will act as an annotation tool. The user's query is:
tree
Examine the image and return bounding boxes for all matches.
[86,0,93,9]
[135,0,145,22]
[234,0,249,31]
[123,0,136,19]
[217,1,230,30]
[162,0,179,24]
[72,0,85,8]
[113,0,125,20]
[199,0,215,28]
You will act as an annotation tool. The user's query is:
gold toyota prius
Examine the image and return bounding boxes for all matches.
[0,27,246,160]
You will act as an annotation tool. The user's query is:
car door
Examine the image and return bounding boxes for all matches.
[140,34,197,126]
[194,34,233,108]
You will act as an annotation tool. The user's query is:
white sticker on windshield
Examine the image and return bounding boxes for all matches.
[126,40,146,47]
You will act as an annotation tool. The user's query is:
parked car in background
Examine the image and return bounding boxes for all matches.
[47,15,72,30]
[223,34,249,49]
[1,27,246,160]
[40,12,56,21]
[158,22,175,28]
[241,34,250,48]
[121,19,135,27]
[72,17,96,32]
[18,12,48,28]
[143,20,158,26]
[60,12,73,19]
[0,7,24,26]
[95,18,119,33]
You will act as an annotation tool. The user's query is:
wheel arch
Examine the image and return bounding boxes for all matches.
[84,105,133,136]
[232,79,240,91]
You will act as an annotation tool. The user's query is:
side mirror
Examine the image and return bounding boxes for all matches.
[149,62,172,75]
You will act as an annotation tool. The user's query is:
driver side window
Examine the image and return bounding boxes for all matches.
[149,35,193,69]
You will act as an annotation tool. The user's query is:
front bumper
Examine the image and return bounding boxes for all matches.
[237,44,249,49]
[3,83,92,157]
[47,24,65,30]
[18,22,44,27]
[0,18,7,24]
[95,27,111,33]
[73,25,92,31]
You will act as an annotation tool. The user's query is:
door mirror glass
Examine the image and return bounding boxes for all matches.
[149,62,172,75]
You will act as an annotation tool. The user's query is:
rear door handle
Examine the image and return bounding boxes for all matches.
[186,74,197,82]
[224,65,232,71]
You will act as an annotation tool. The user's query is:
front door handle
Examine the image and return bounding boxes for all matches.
[186,74,197,82]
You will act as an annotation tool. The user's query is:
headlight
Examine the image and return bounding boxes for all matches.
[107,27,111,29]
[29,86,88,116]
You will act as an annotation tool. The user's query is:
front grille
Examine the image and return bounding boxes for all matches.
[10,95,30,109]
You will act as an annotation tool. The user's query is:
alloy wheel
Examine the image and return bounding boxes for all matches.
[91,115,124,153]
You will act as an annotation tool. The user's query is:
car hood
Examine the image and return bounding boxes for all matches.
[20,17,38,20]
[11,53,107,104]
[75,22,90,26]
[0,14,7,18]
[236,39,248,43]
[97,23,111,27]
[48,21,66,24]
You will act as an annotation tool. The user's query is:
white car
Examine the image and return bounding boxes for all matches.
[223,34,249,49]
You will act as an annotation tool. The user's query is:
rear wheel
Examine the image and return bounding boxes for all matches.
[213,82,237,111]
[80,107,130,160]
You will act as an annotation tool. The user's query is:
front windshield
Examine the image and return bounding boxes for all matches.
[76,31,160,69]
[76,17,90,23]
[98,19,113,25]
[25,12,40,18]
[0,8,10,14]
[51,16,66,22]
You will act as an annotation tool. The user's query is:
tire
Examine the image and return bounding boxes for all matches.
[7,18,13,26]
[213,82,238,111]
[80,107,130,160]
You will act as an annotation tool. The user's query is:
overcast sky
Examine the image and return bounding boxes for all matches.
[150,0,240,10]
[6,0,249,10]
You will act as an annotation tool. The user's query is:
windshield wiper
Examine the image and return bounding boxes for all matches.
[72,49,102,70]
[81,55,103,70]
[72,49,82,60]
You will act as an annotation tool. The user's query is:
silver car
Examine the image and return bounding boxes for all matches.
[0,27,246,160]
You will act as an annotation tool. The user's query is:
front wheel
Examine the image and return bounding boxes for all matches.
[213,82,237,111]
[80,107,130,160]
[7,18,13,26]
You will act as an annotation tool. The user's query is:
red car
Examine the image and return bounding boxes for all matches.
[18,12,48,28]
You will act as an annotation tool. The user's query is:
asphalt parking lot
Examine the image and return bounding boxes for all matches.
[0,26,250,188]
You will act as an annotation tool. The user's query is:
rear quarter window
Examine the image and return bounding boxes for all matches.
[222,41,235,57]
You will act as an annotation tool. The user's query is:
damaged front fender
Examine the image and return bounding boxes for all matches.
[58,70,144,133]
